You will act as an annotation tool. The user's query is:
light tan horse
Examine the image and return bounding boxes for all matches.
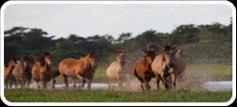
[12,56,32,88]
[58,50,99,89]
[4,58,17,89]
[32,52,54,89]
[151,45,177,89]
[106,50,127,89]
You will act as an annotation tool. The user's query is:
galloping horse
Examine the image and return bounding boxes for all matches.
[32,52,55,89]
[58,50,99,89]
[166,45,187,89]
[106,50,127,89]
[132,48,157,90]
[151,45,177,89]
[4,58,17,89]
[12,56,32,88]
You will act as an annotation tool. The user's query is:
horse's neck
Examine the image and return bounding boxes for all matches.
[7,64,15,71]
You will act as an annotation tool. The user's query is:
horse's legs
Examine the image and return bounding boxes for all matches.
[73,78,77,88]
[156,77,160,90]
[170,73,176,89]
[143,77,151,90]
[37,81,40,89]
[26,79,31,88]
[87,78,92,89]
[52,78,56,89]
[79,78,86,89]
[158,74,169,89]
[140,81,144,91]
[61,74,68,88]
[42,80,48,89]
[144,81,151,90]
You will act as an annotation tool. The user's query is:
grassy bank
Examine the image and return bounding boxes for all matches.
[5,89,232,102]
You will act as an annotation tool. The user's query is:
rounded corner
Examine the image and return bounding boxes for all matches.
[0,93,14,106]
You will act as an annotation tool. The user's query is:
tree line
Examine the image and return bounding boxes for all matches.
[4,20,232,66]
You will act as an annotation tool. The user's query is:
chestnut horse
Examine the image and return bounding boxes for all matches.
[106,50,127,89]
[4,58,17,89]
[151,45,177,89]
[132,48,157,90]
[32,52,55,89]
[12,56,32,88]
[58,50,99,89]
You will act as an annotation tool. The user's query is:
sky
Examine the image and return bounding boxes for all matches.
[4,4,232,39]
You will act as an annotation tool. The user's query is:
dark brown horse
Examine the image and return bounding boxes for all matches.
[58,50,99,89]
[132,48,157,90]
[4,58,17,89]
[31,52,57,89]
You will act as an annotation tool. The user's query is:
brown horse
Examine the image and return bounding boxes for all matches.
[31,52,55,89]
[106,50,127,89]
[4,58,17,89]
[12,56,32,88]
[151,45,177,89]
[132,48,157,90]
[58,50,99,89]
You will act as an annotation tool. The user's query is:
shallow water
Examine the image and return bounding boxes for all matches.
[52,81,232,92]
[202,81,232,92]
[9,80,232,92]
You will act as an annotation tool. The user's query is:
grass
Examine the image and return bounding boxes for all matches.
[5,89,232,102]
[185,63,232,81]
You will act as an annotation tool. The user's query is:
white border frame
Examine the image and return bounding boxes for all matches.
[0,1,236,106]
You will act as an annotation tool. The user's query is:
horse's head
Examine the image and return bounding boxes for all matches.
[145,43,160,54]
[44,52,53,66]
[34,54,42,65]
[142,49,154,65]
[113,49,126,65]
[88,49,99,69]
[20,56,30,68]
[162,45,177,68]
[8,57,17,67]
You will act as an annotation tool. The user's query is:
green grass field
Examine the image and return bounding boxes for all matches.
[5,89,232,102]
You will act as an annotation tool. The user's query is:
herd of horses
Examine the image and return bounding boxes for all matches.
[4,43,186,91]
